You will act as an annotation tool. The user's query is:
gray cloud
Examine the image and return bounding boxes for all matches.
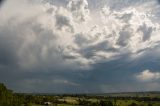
[0,0,4,6]
[116,30,132,46]
[138,23,154,41]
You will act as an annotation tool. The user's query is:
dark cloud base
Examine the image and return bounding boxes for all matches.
[0,0,4,5]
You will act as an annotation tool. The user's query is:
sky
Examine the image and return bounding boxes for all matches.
[0,0,160,93]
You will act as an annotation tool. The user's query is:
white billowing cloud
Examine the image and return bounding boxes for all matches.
[100,6,160,53]
[0,0,93,71]
[0,0,160,71]
[67,0,90,22]
[73,6,160,63]
[135,69,160,82]
[54,6,74,32]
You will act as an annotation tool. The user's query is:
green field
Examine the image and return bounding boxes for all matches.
[28,96,160,106]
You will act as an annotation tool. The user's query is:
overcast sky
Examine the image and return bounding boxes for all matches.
[0,0,160,93]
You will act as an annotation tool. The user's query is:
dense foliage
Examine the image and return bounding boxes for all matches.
[0,83,24,106]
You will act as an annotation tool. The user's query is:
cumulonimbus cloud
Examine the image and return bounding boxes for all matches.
[0,0,160,71]
[0,0,160,93]
[0,0,160,72]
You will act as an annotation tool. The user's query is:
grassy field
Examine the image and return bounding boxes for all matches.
[14,91,160,106]
[32,104,77,106]
[29,96,160,106]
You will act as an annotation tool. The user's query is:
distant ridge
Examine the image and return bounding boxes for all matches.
[16,91,160,97]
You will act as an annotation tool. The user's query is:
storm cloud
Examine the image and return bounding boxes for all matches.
[0,0,160,93]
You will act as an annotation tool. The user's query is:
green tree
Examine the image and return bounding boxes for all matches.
[0,83,24,106]
[0,83,13,106]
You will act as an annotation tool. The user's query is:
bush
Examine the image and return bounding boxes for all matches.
[100,100,113,106]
